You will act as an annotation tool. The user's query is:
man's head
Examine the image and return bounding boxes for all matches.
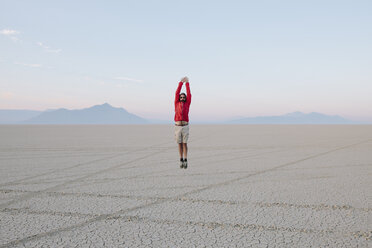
[179,93,187,102]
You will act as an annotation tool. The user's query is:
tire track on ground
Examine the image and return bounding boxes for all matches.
[0,147,282,189]
[1,190,370,212]
[0,152,118,160]
[0,141,172,188]
[55,148,287,190]
[2,208,370,242]
[0,132,215,210]
[0,146,171,209]
[0,153,124,187]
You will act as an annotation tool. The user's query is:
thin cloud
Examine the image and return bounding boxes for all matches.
[0,29,20,35]
[14,62,42,68]
[1,29,21,43]
[113,76,143,83]
[37,42,62,53]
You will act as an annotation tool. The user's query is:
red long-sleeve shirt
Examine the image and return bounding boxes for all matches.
[174,82,191,122]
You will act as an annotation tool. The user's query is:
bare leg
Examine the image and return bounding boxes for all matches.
[178,143,183,159]
[182,143,188,159]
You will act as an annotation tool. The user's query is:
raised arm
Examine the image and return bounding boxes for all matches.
[185,82,191,103]
[175,81,183,103]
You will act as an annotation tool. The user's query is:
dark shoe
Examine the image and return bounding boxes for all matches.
[180,159,184,168]
[183,160,188,169]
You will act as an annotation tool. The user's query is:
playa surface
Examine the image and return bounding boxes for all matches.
[0,125,371,247]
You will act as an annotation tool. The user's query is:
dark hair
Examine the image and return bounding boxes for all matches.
[179,93,186,99]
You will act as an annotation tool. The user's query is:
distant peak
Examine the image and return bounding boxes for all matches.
[91,103,114,109]
[87,103,130,113]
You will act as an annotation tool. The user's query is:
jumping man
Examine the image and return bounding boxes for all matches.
[174,76,191,169]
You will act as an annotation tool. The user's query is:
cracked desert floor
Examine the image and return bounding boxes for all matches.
[0,125,371,247]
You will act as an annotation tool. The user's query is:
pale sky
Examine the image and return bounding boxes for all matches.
[1,0,371,122]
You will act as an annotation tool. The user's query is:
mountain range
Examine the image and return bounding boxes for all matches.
[1,103,147,124]
[0,103,364,124]
[229,111,358,124]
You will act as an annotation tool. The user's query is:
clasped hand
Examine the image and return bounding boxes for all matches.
[180,76,189,83]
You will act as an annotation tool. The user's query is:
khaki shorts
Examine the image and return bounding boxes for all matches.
[174,125,189,143]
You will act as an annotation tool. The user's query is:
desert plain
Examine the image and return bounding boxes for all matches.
[0,125,371,247]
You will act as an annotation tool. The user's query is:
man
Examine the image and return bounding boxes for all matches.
[174,76,191,169]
